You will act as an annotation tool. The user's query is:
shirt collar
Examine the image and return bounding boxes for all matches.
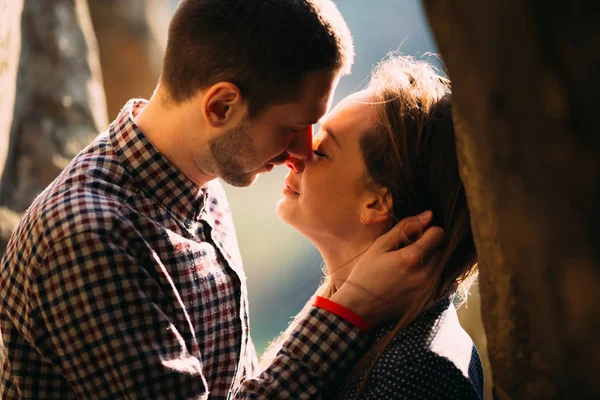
[109,99,209,222]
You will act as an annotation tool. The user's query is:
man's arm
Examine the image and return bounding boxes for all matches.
[236,306,367,399]
[30,211,441,399]
[33,225,357,400]
[31,228,209,399]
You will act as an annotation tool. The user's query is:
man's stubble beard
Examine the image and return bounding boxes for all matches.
[208,117,260,187]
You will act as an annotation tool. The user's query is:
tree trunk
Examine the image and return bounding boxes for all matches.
[0,0,108,252]
[422,0,600,398]
[88,0,169,120]
[0,0,24,254]
[0,0,23,181]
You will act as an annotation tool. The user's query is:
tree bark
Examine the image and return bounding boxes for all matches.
[0,0,24,256]
[0,0,108,252]
[88,0,169,120]
[423,0,600,398]
[0,0,23,182]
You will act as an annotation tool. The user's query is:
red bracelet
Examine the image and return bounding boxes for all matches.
[313,296,372,331]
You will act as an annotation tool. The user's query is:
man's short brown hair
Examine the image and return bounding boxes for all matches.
[162,0,354,116]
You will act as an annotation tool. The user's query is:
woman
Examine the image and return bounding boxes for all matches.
[265,55,484,399]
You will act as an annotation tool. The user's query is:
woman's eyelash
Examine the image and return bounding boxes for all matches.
[313,150,326,157]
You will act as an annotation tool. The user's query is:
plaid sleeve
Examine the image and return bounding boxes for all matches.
[30,228,209,399]
[234,307,369,399]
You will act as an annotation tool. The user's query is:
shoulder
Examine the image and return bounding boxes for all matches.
[3,137,138,266]
[362,352,482,400]
[360,301,484,399]
[0,139,146,322]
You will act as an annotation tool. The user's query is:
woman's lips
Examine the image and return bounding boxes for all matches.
[283,179,300,195]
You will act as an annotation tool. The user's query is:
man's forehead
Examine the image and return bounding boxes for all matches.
[300,90,336,124]
[275,92,331,125]
[302,100,330,125]
[261,69,339,124]
[298,69,340,118]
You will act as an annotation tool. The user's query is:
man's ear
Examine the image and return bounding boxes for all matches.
[201,82,244,128]
[359,188,393,225]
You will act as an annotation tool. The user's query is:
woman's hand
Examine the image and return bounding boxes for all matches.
[330,211,445,327]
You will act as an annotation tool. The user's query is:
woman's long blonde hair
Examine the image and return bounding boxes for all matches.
[260,55,478,398]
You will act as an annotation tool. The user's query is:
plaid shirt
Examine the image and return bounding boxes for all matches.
[0,99,367,399]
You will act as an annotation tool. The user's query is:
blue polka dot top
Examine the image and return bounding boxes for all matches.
[336,297,484,399]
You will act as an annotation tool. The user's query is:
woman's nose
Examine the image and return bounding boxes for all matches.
[285,156,305,173]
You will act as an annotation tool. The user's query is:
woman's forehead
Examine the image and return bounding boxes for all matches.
[322,90,374,137]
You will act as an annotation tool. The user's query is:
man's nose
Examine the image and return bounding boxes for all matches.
[287,125,313,160]
[285,156,305,173]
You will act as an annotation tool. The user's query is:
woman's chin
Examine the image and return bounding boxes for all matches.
[275,197,296,226]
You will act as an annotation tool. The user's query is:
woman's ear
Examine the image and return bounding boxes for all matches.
[359,188,393,225]
[201,82,244,128]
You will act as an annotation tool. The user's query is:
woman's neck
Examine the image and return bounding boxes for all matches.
[314,230,380,289]
[299,219,390,288]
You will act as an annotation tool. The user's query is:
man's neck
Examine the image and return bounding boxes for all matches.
[133,86,216,188]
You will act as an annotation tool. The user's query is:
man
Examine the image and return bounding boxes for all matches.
[0,0,444,398]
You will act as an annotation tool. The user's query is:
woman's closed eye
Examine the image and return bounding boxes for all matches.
[313,149,327,158]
